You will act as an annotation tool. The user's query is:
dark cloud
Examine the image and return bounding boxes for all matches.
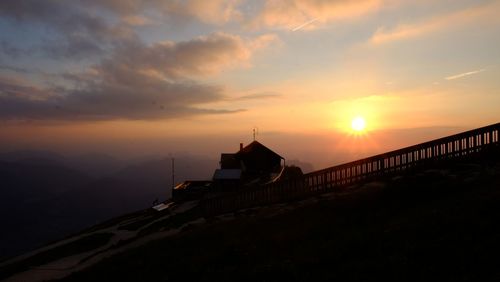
[0,75,241,121]
[0,0,135,58]
[0,77,60,119]
[41,35,106,59]
[101,32,263,79]
[83,0,242,25]
[0,64,29,73]
[0,32,260,121]
[0,40,25,58]
[0,0,282,61]
[0,2,271,121]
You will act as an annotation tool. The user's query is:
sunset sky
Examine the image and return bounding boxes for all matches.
[1,0,500,169]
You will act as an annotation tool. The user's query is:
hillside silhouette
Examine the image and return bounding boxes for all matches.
[1,157,499,281]
[0,152,218,259]
[57,154,500,281]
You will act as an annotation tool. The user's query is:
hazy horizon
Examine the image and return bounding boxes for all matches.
[0,124,473,171]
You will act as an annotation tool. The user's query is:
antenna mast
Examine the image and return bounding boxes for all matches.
[171,157,175,191]
[253,126,259,141]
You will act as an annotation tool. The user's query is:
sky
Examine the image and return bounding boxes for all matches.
[1,0,500,169]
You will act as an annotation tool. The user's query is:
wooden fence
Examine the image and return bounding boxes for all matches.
[202,122,500,216]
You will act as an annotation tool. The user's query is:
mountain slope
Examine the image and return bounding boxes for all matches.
[0,152,218,260]
[1,156,496,281]
[59,161,500,281]
[0,161,92,260]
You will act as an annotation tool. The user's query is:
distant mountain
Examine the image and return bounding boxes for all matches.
[0,150,67,166]
[113,156,217,190]
[0,150,128,179]
[64,153,127,178]
[0,160,91,203]
[286,159,314,173]
[0,151,219,260]
[0,160,92,259]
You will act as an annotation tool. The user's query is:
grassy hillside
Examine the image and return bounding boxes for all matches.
[58,159,500,282]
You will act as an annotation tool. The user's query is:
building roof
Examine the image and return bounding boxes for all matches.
[236,141,284,160]
[220,153,240,169]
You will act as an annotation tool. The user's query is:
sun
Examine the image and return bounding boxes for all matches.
[351,116,366,132]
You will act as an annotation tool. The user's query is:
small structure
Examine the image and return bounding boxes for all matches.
[212,168,242,191]
[236,141,284,179]
[212,141,285,191]
[152,201,175,211]
[170,141,286,201]
[172,180,212,201]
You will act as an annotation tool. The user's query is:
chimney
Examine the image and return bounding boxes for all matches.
[240,143,243,151]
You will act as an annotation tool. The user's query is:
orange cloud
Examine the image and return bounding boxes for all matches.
[126,32,277,78]
[251,0,382,31]
[121,15,153,26]
[162,0,243,24]
[371,1,500,44]
[0,32,277,121]
[87,0,243,25]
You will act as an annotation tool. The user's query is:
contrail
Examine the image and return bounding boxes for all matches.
[292,18,318,31]
[445,69,485,80]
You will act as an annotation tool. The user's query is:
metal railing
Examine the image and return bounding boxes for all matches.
[203,123,500,216]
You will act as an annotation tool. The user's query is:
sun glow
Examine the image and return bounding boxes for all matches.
[351,116,366,132]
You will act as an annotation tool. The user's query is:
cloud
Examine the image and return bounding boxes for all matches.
[159,0,243,25]
[0,0,276,60]
[370,1,500,44]
[0,2,279,121]
[445,69,485,80]
[121,15,153,26]
[0,73,241,121]
[237,92,282,100]
[0,76,56,100]
[0,0,136,58]
[0,40,24,57]
[0,64,29,73]
[250,0,381,31]
[106,32,276,79]
[371,23,430,44]
[0,32,273,121]
[84,0,243,25]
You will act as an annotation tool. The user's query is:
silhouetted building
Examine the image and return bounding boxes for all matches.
[236,141,284,178]
[220,153,240,169]
[171,141,286,200]
[212,141,284,191]
[212,168,242,191]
